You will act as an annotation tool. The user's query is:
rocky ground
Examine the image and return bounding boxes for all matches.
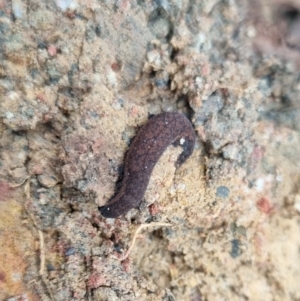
[0,0,300,300]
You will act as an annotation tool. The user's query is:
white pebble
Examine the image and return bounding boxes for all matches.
[5,111,14,119]
[56,0,77,11]
[255,178,265,192]
[12,0,26,19]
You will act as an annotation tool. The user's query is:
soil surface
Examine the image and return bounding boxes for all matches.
[1,0,300,300]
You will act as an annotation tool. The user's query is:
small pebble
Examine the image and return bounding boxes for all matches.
[294,195,300,213]
[216,186,230,198]
[48,45,57,56]
[230,239,241,258]
[5,111,14,119]
[12,0,26,19]
[37,174,58,188]
[65,247,76,256]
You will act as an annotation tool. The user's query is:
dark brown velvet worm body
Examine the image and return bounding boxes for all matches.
[99,112,195,218]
